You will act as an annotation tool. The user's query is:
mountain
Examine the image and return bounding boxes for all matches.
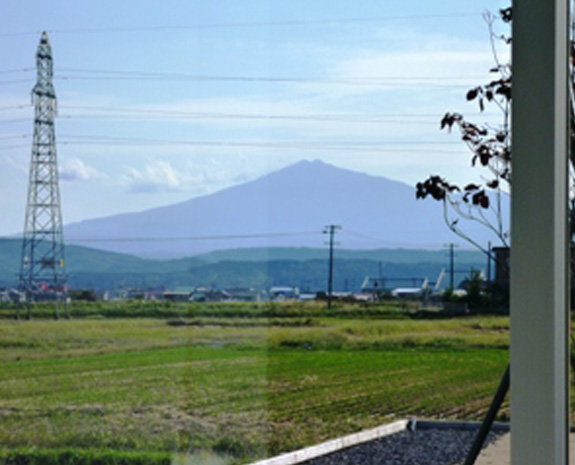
[196,246,485,265]
[0,238,204,288]
[64,160,509,258]
[0,240,485,291]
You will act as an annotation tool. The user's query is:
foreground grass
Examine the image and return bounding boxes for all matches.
[0,307,511,463]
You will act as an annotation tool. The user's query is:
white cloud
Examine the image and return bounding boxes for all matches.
[59,158,105,182]
[119,157,270,196]
[122,160,184,193]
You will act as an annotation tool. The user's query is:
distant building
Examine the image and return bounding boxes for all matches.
[0,289,11,304]
[190,287,230,302]
[164,292,191,302]
[225,288,259,302]
[115,288,147,300]
[391,287,423,299]
[492,246,510,285]
[298,292,317,302]
[269,286,299,301]
[361,277,386,294]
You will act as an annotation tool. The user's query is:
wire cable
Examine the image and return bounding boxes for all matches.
[10,231,323,244]
[59,104,497,121]
[58,67,488,82]
[0,12,483,37]
[0,68,34,75]
[50,134,468,154]
[0,105,31,112]
[341,229,448,249]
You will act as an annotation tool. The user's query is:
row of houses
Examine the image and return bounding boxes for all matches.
[3,265,481,303]
[115,286,302,303]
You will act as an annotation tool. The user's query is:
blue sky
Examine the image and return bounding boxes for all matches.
[0,0,509,235]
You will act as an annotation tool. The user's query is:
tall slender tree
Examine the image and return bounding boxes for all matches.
[416,8,513,255]
[417,7,575,273]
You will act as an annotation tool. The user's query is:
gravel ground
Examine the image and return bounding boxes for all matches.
[301,428,502,465]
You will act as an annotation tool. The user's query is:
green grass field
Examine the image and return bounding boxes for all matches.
[0,302,511,464]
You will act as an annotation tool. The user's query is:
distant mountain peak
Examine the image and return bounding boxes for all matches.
[273,159,337,173]
[64,159,509,258]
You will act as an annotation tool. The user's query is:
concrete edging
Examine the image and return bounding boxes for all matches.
[248,418,511,465]
[248,419,409,465]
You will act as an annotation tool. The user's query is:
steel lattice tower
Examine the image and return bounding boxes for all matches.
[19,31,67,306]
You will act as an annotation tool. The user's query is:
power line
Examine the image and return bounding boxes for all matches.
[58,133,463,145]
[0,79,34,86]
[0,68,34,75]
[0,105,31,112]
[0,144,28,149]
[0,137,470,155]
[56,105,450,124]
[2,231,322,243]
[0,142,468,155]
[58,114,442,126]
[0,131,471,154]
[0,118,31,125]
[0,103,501,122]
[57,67,488,81]
[341,229,446,249]
[54,77,474,89]
[50,134,469,154]
[0,13,482,38]
[0,133,29,140]
[48,70,481,88]
[0,66,493,90]
[58,104,499,121]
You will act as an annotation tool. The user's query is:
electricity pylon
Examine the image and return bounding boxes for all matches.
[19,31,67,317]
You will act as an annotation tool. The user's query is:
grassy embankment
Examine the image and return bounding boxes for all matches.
[0,301,510,464]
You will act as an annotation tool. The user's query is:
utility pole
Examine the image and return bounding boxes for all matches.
[19,32,67,319]
[486,241,492,282]
[444,243,458,289]
[323,225,341,309]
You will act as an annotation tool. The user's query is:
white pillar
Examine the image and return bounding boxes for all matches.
[510,0,569,464]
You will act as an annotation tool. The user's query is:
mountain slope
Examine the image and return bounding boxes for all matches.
[0,239,484,290]
[64,160,509,258]
[195,246,485,265]
[0,239,204,287]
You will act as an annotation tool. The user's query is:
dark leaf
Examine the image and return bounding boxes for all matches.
[479,150,491,166]
[495,84,511,100]
[466,88,478,101]
[472,192,481,206]
[440,113,453,130]
[487,179,499,189]
[500,7,512,23]
[464,183,480,191]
